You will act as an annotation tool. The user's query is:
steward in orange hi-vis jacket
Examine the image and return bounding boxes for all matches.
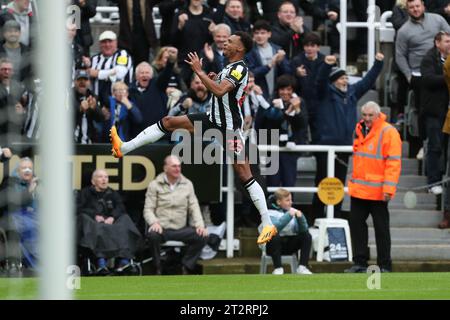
[345,102,402,274]
[348,112,402,201]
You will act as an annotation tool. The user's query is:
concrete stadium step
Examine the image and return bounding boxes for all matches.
[342,192,438,211]
[369,244,450,260]
[367,209,443,228]
[369,227,450,244]
[199,257,450,274]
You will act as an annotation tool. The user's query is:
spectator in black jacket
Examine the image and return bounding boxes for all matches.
[170,0,220,84]
[0,58,27,145]
[72,70,104,144]
[290,32,325,143]
[72,0,97,56]
[220,0,251,34]
[270,1,309,60]
[109,0,161,64]
[158,0,187,46]
[420,31,450,194]
[77,169,143,275]
[425,0,450,24]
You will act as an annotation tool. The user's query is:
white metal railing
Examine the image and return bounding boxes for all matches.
[221,145,353,258]
[338,0,394,71]
[90,6,161,25]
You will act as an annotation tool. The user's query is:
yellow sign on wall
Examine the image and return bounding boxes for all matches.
[318,177,345,205]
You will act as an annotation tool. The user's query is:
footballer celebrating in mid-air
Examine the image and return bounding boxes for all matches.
[109,31,277,244]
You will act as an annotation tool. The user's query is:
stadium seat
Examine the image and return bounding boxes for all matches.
[259,244,298,274]
[135,240,186,276]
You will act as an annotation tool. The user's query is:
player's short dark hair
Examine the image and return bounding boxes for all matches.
[235,31,254,54]
[302,32,321,47]
[252,20,271,33]
[276,74,297,90]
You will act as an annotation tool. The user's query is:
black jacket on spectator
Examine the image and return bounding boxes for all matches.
[270,21,309,60]
[72,89,104,144]
[390,5,409,31]
[171,4,219,82]
[223,13,251,34]
[255,101,309,146]
[158,0,186,46]
[420,46,449,118]
[110,0,162,62]
[76,186,143,259]
[425,0,450,24]
[72,0,97,55]
[290,52,325,107]
[0,80,27,145]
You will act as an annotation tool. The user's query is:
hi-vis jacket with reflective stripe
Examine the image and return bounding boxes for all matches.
[348,113,402,201]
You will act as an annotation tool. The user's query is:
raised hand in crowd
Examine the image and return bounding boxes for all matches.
[95,215,105,223]
[250,83,263,96]
[1,147,12,159]
[204,42,214,62]
[296,65,307,77]
[285,95,301,114]
[182,97,193,110]
[167,46,178,63]
[327,11,338,21]
[82,56,91,68]
[28,177,39,193]
[15,102,26,115]
[270,50,286,68]
[325,55,337,65]
[290,16,304,34]
[104,217,115,225]
[178,13,189,30]
[375,52,385,61]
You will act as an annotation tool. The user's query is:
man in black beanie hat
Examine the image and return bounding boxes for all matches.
[310,52,385,223]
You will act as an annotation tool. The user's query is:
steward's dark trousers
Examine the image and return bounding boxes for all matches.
[147,227,207,271]
[266,232,312,268]
[350,197,392,270]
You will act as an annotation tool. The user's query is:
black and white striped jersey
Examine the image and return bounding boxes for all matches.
[90,49,133,104]
[208,60,249,131]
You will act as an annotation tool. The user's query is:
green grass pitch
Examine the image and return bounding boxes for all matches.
[1,273,450,300]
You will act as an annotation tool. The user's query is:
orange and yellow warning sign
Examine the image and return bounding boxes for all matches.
[318,177,344,205]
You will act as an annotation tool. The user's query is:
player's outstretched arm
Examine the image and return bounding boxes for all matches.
[185,52,234,97]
